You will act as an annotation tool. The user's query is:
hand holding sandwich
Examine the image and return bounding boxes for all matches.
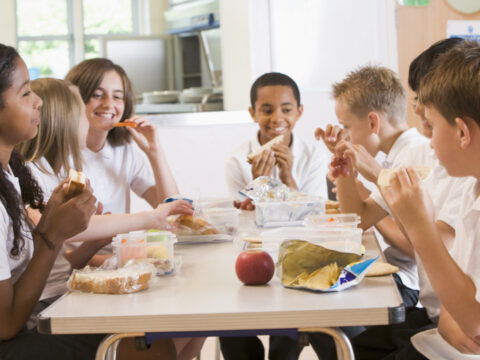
[251,149,275,179]
[271,143,298,190]
[335,140,382,183]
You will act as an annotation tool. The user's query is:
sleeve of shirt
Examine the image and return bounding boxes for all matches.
[127,143,156,198]
[369,186,391,214]
[0,204,12,281]
[225,154,249,200]
[298,144,328,198]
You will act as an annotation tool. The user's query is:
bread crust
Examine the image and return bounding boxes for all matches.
[66,169,86,197]
[247,135,284,163]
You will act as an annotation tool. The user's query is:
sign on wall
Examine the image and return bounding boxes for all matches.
[447,20,480,41]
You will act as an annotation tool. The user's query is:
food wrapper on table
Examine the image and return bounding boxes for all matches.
[167,214,219,235]
[68,262,156,294]
[239,177,325,227]
[277,240,378,292]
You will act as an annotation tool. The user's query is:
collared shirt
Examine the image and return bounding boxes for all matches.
[0,167,33,284]
[451,178,480,304]
[370,128,429,291]
[225,132,329,199]
[82,141,155,214]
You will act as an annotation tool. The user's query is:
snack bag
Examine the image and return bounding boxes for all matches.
[277,240,377,292]
[167,214,219,235]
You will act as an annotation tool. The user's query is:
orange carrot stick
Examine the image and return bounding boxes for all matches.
[114,122,137,128]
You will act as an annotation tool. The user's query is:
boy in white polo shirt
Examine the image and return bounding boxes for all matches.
[225,72,328,208]
[381,42,480,357]
[324,65,428,306]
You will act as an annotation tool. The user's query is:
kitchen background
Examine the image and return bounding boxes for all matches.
[1,0,480,211]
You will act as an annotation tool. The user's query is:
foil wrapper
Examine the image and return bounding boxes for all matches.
[239,176,291,202]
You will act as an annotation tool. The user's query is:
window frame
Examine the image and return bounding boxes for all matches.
[15,0,142,72]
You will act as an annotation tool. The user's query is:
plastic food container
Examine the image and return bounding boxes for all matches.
[260,226,363,262]
[113,232,147,267]
[145,230,176,275]
[255,197,325,227]
[202,207,240,235]
[304,213,361,229]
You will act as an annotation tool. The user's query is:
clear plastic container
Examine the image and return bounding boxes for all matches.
[202,207,240,235]
[114,232,147,267]
[255,197,325,227]
[260,226,363,262]
[145,230,176,275]
[304,213,361,229]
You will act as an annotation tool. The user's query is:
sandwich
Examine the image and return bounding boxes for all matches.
[247,135,284,164]
[66,169,86,197]
[377,166,431,187]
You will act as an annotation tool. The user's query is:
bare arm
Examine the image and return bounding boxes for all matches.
[0,181,95,339]
[375,216,415,258]
[382,168,480,337]
[126,116,179,207]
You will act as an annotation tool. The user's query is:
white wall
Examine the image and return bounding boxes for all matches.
[0,0,16,46]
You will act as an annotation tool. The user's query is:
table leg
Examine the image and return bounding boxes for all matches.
[95,332,145,360]
[299,327,355,360]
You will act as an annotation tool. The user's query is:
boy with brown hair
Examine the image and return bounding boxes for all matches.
[381,41,480,357]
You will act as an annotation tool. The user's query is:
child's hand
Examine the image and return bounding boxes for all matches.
[271,143,296,188]
[380,167,435,229]
[233,198,255,211]
[150,200,194,229]
[35,179,97,250]
[438,307,480,354]
[335,141,382,183]
[315,125,345,153]
[251,150,275,179]
[124,116,160,155]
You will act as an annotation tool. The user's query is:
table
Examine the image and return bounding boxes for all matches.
[38,223,404,360]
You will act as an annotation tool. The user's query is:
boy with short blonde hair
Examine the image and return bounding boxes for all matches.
[382,41,480,356]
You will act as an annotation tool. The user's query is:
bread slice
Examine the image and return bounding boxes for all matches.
[365,261,399,277]
[247,135,284,163]
[66,169,86,197]
[377,166,431,187]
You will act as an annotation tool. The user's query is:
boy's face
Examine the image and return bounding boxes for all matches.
[412,92,432,138]
[425,105,465,177]
[335,100,379,156]
[249,85,303,144]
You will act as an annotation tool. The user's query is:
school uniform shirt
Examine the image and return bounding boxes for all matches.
[28,159,71,300]
[81,140,156,214]
[450,178,480,304]
[369,128,429,291]
[372,142,469,319]
[225,132,329,199]
[0,168,33,286]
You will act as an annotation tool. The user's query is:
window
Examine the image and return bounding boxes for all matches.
[16,0,140,79]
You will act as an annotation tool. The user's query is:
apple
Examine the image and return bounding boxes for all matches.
[235,250,275,285]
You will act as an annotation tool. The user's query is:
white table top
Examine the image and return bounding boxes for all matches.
[38,223,404,335]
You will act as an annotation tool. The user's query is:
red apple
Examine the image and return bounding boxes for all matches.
[235,250,275,285]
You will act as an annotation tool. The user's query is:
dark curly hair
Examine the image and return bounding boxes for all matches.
[0,44,45,256]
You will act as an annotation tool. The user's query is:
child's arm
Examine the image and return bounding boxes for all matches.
[65,200,193,244]
[438,306,480,354]
[125,116,179,207]
[63,238,112,269]
[381,167,480,337]
[0,181,96,339]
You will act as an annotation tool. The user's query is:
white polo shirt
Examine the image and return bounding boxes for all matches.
[371,141,469,319]
[82,140,155,214]
[225,132,329,199]
[370,128,429,291]
[450,178,480,304]
[28,159,72,300]
[0,168,33,285]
